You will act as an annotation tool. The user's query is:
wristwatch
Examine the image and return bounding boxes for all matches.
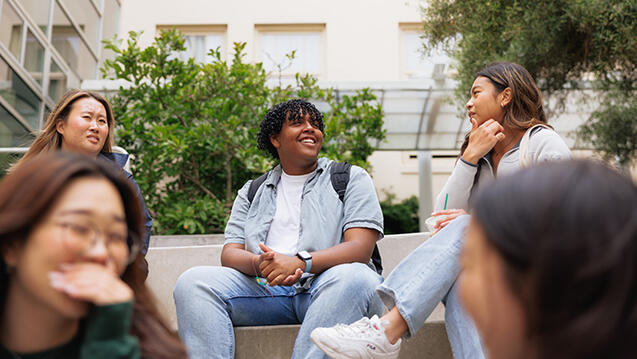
[296,251,312,272]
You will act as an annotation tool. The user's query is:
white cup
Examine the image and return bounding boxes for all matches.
[425,215,442,233]
[425,210,459,233]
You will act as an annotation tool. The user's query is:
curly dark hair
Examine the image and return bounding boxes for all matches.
[257,99,324,159]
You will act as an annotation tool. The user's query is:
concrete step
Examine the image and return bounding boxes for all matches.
[146,233,452,358]
[234,323,452,359]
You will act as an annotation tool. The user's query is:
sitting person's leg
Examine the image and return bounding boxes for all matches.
[174,266,298,359]
[443,281,484,358]
[376,215,470,338]
[312,215,484,358]
[294,262,383,359]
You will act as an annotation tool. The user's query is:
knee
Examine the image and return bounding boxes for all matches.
[173,266,222,305]
[321,262,381,294]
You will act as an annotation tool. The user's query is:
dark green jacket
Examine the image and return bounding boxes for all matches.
[0,302,139,359]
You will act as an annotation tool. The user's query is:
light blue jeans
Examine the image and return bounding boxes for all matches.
[376,215,485,359]
[174,262,384,359]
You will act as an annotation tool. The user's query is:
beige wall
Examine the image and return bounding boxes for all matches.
[119,0,423,81]
[368,151,458,203]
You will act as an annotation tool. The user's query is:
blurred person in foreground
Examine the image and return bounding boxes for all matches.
[0,153,186,359]
[462,159,637,358]
[13,89,152,254]
[311,62,571,359]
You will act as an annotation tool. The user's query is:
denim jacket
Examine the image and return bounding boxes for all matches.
[224,158,384,284]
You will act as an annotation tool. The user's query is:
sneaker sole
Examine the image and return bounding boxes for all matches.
[310,332,355,359]
[310,332,398,359]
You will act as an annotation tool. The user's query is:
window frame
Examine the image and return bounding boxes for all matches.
[254,23,326,78]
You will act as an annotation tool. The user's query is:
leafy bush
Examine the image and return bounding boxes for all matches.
[380,194,420,235]
[102,29,385,234]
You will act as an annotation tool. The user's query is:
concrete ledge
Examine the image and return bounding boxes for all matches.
[146,233,452,358]
[234,323,452,359]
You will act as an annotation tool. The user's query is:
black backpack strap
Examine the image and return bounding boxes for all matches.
[370,246,383,275]
[330,162,383,275]
[247,173,268,205]
[330,162,352,202]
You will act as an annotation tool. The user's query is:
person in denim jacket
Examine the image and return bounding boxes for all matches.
[173,99,385,359]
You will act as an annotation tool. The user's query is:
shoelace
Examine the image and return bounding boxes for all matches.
[333,317,387,338]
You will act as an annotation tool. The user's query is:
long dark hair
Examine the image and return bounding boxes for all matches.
[472,160,637,358]
[0,153,186,358]
[460,62,550,156]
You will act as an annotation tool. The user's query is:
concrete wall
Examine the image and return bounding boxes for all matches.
[119,0,424,82]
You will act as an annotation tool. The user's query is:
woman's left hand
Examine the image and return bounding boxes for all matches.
[430,209,468,235]
[49,263,133,305]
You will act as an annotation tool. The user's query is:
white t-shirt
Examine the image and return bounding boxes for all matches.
[264,171,311,256]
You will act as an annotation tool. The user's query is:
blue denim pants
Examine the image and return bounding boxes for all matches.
[376,215,485,359]
[174,262,384,359]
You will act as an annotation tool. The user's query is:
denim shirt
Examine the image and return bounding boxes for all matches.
[224,158,384,282]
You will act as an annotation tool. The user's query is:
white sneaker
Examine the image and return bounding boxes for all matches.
[310,315,402,359]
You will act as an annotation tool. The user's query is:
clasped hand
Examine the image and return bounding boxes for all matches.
[256,243,304,286]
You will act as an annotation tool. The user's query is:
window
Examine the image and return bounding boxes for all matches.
[0,103,32,147]
[60,0,101,51]
[48,59,67,102]
[24,29,45,84]
[52,1,97,80]
[255,24,325,77]
[0,55,41,129]
[399,23,452,80]
[157,25,226,64]
[15,0,51,36]
[0,2,23,60]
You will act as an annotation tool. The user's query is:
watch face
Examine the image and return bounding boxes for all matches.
[298,251,312,260]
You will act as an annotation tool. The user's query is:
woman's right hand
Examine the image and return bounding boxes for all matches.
[49,263,133,306]
[462,118,506,164]
[430,209,468,235]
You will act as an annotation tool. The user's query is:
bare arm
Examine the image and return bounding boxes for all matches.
[221,243,262,276]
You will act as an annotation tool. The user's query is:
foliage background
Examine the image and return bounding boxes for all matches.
[103,29,386,234]
[380,195,420,235]
[419,0,636,167]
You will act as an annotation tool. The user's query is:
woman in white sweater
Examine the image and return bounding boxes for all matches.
[311,62,571,359]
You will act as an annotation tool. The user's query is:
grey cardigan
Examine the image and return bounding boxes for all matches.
[435,127,571,212]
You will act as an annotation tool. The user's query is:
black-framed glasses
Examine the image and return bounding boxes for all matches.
[55,218,141,265]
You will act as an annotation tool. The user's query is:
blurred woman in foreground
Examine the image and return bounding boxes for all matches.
[462,160,637,358]
[0,153,186,358]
